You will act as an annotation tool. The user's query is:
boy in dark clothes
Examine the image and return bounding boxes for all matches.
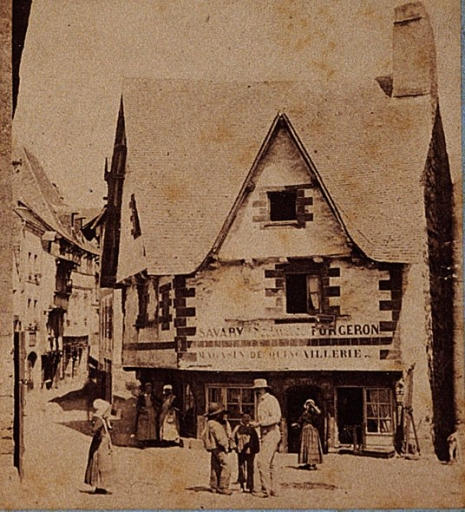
[232,413,260,492]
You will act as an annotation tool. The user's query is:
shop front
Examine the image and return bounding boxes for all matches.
[137,363,401,456]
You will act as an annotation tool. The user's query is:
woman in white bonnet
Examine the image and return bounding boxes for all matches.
[84,399,114,494]
[159,384,182,446]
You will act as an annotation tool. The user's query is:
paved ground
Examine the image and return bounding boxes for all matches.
[1,379,464,509]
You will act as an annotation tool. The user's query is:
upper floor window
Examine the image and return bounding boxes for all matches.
[136,280,149,328]
[129,193,142,239]
[286,272,322,314]
[267,190,297,221]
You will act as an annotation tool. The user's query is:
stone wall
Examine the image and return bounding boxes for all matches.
[0,0,16,480]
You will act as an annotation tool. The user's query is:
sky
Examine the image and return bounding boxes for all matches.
[13,0,461,209]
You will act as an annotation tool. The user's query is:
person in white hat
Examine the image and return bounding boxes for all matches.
[249,378,282,498]
[159,384,182,446]
[84,399,113,494]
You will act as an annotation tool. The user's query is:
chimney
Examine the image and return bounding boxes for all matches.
[392,2,437,99]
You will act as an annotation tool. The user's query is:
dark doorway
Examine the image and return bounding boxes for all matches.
[337,387,363,445]
[286,385,324,453]
[26,351,37,390]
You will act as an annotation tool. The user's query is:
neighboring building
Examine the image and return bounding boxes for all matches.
[12,146,99,392]
[81,178,125,404]
[100,3,457,458]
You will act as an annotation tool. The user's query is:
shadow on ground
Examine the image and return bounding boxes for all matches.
[57,392,142,448]
[286,465,319,471]
[186,486,214,493]
[281,482,338,491]
[50,384,96,411]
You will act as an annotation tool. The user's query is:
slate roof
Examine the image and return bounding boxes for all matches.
[119,78,433,277]
[13,145,98,255]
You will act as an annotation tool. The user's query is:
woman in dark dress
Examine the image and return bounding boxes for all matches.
[292,398,323,470]
[134,382,159,448]
[84,399,114,494]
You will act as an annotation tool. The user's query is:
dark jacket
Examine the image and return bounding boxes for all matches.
[232,423,260,455]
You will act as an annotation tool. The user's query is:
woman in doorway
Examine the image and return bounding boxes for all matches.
[84,399,114,494]
[134,382,159,448]
[292,398,323,470]
[159,384,182,446]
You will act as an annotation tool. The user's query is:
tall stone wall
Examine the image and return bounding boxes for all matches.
[423,108,455,460]
[0,0,16,480]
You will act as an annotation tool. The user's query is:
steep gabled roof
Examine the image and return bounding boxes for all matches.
[12,145,98,255]
[119,78,432,278]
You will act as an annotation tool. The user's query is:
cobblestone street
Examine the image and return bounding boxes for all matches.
[1,379,464,509]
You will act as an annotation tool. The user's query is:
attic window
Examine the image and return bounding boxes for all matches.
[267,190,297,221]
[129,194,141,239]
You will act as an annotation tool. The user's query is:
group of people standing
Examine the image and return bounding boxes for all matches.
[83,382,182,495]
[83,378,323,497]
[203,378,324,498]
[133,382,182,448]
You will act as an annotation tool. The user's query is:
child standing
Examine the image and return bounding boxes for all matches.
[232,413,260,492]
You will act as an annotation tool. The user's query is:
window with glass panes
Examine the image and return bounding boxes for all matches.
[365,388,393,434]
[207,385,256,427]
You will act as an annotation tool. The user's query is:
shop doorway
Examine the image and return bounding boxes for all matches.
[337,387,363,448]
[286,385,324,453]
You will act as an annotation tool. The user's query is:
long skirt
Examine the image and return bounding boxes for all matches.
[136,407,157,441]
[298,424,323,465]
[160,408,179,442]
[84,436,113,489]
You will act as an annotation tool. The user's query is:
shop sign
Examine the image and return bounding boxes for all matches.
[178,345,401,371]
[195,322,382,341]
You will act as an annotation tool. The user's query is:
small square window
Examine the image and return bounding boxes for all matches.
[267,190,297,221]
[286,273,322,314]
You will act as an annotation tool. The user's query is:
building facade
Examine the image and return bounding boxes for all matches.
[12,146,99,392]
[82,172,126,404]
[101,3,457,458]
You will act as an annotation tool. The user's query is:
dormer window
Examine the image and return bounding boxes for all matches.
[267,190,297,221]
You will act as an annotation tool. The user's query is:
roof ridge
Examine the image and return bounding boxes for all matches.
[22,147,72,235]
[17,146,98,255]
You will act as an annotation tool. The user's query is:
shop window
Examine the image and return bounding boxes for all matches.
[267,190,297,221]
[207,385,256,427]
[365,388,393,434]
[286,273,322,314]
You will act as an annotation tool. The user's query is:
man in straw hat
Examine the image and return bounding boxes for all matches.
[203,402,233,495]
[249,378,282,498]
